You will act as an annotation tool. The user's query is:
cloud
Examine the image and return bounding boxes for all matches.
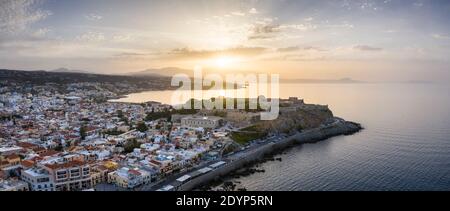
[340,0,386,11]
[76,32,106,42]
[323,23,354,29]
[32,28,51,37]
[85,13,103,21]
[280,24,317,31]
[431,34,450,40]
[248,20,317,40]
[231,11,245,16]
[112,34,134,42]
[168,46,267,58]
[247,23,281,40]
[252,24,281,34]
[277,46,300,52]
[413,1,424,7]
[114,52,160,59]
[383,30,396,33]
[354,45,383,51]
[277,46,327,52]
[0,0,52,33]
[248,35,275,40]
[269,54,326,61]
[249,8,258,14]
[303,46,327,51]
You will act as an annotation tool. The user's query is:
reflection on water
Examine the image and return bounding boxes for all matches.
[109,88,246,105]
[112,83,450,190]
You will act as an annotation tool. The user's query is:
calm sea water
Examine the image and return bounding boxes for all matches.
[114,83,450,190]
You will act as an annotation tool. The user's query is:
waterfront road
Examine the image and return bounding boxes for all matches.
[145,134,287,191]
[144,118,344,191]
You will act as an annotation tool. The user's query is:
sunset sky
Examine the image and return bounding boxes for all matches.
[1,0,450,81]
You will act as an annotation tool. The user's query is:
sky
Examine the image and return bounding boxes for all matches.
[0,0,450,81]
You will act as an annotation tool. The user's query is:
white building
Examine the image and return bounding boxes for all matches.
[0,146,23,156]
[108,167,152,189]
[181,116,223,129]
[21,167,54,191]
[0,179,29,191]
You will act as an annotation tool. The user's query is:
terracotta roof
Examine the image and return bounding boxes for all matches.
[21,160,35,168]
[38,150,59,157]
[149,160,161,166]
[6,154,20,160]
[34,147,46,153]
[107,140,117,144]
[95,165,108,171]
[128,169,141,176]
[65,135,79,140]
[85,126,97,132]
[16,142,38,149]
[30,157,43,162]
[44,160,87,170]
[67,146,77,152]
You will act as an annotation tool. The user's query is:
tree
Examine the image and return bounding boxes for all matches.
[136,122,148,132]
[122,117,129,126]
[80,125,87,140]
[54,144,63,152]
[124,139,140,153]
[117,110,124,118]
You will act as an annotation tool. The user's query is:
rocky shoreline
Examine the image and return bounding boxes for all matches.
[178,119,363,191]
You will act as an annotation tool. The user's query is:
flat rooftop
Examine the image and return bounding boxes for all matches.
[182,116,223,121]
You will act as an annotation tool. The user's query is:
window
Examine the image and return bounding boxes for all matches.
[70,169,80,173]
[57,171,67,175]
[37,177,49,183]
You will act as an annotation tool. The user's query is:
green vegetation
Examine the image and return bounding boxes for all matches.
[231,131,267,145]
[240,125,260,132]
[79,125,87,140]
[145,107,198,122]
[201,98,266,112]
[222,143,240,155]
[136,121,148,132]
[117,110,124,118]
[212,110,227,117]
[174,98,267,112]
[54,144,64,152]
[124,139,141,153]
[117,110,129,125]
[145,111,171,121]
[230,124,267,145]
[104,128,125,136]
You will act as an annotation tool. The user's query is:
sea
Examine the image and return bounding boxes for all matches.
[111,83,450,190]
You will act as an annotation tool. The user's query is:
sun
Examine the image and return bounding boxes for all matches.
[214,56,235,68]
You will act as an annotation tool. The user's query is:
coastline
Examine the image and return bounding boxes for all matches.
[154,118,363,191]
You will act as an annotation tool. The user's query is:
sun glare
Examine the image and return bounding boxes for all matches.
[214,56,235,68]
